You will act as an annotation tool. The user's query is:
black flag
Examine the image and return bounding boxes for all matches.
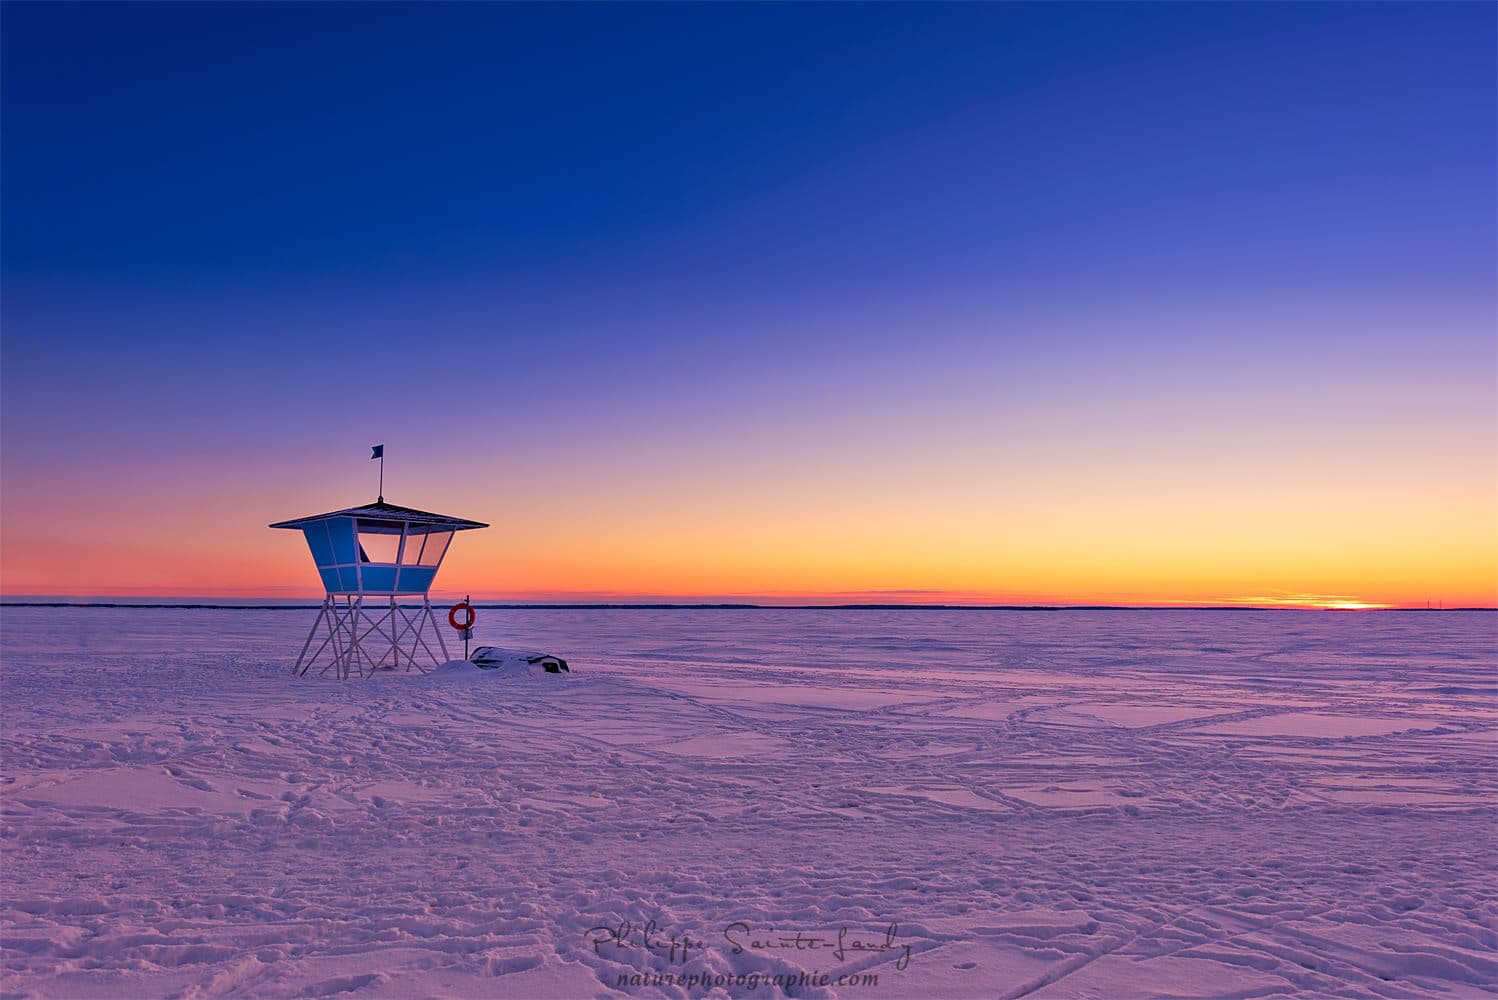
[371,445,384,459]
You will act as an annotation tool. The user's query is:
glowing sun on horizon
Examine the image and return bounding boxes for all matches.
[1210,594,1396,610]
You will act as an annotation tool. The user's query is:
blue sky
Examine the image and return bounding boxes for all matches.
[2,2,1494,604]
[6,3,1491,288]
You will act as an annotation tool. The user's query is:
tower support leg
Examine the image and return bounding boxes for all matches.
[293,593,454,679]
[293,597,331,675]
[428,598,451,661]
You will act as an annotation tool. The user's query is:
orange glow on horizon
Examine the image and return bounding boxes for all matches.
[2,361,1493,611]
[1193,594,1397,610]
[2,478,1493,608]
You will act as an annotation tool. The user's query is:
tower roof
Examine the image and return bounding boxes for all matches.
[268,500,488,532]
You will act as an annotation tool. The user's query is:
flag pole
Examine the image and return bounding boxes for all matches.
[372,444,385,502]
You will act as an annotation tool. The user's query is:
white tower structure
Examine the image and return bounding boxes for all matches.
[270,500,488,679]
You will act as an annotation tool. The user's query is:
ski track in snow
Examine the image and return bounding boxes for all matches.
[1,608,1494,999]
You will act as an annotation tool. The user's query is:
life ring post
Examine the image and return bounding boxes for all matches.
[448,597,476,660]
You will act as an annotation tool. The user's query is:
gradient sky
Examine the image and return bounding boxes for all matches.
[2,2,1494,607]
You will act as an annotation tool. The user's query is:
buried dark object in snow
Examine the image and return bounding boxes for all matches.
[470,647,570,674]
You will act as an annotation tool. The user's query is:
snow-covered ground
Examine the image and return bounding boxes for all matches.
[1,607,1494,999]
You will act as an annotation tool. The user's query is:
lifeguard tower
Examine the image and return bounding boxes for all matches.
[270,499,488,679]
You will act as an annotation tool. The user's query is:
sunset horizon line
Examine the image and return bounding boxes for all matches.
[2,591,1490,612]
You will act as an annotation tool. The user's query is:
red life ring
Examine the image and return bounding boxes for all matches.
[448,601,476,631]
